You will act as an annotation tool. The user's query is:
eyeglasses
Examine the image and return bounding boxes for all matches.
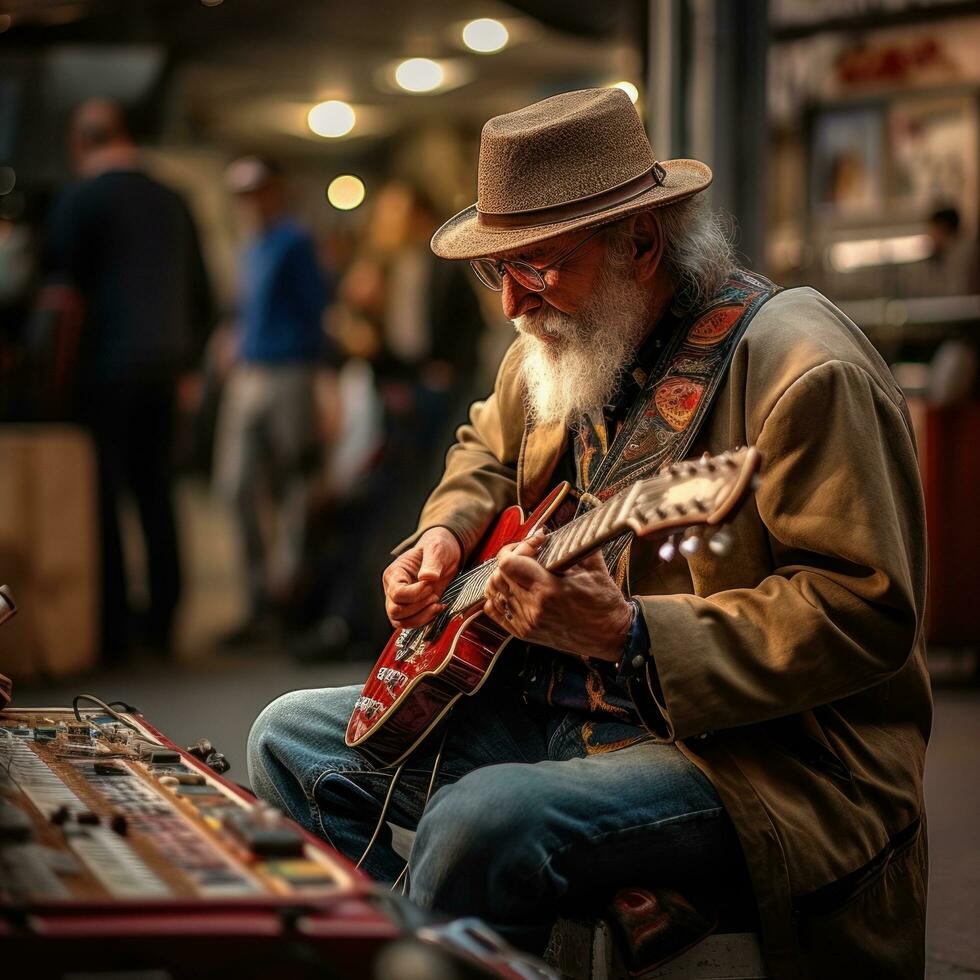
[469,226,605,292]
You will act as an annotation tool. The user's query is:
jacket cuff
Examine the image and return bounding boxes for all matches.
[392,521,473,560]
[625,597,679,742]
[614,599,649,683]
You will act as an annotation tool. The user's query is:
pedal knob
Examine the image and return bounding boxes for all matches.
[205,751,230,775]
[657,536,677,563]
[186,738,214,761]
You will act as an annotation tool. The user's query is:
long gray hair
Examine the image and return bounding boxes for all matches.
[606,194,737,311]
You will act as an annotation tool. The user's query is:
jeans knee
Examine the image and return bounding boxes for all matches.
[246,690,299,794]
[411,766,548,914]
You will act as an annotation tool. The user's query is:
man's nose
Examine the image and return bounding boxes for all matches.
[501,271,541,320]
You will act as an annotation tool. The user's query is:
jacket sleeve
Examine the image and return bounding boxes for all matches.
[634,359,927,741]
[393,342,524,558]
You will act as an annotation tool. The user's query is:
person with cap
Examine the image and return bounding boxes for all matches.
[248,89,930,978]
[216,157,331,641]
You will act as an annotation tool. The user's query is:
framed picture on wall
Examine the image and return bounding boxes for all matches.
[810,104,884,217]
[888,93,978,233]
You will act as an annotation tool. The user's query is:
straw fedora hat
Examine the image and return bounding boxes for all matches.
[431,87,712,260]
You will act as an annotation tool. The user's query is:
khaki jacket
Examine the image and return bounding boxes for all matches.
[402,286,931,979]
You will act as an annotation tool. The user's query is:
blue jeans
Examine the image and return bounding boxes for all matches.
[247,673,739,952]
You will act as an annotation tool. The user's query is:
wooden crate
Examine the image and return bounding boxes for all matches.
[0,425,99,681]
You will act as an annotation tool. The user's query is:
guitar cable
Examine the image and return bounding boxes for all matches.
[355,759,406,870]
[355,722,452,899]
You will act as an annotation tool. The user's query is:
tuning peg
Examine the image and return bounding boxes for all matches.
[679,528,702,558]
[658,535,678,562]
[707,527,734,557]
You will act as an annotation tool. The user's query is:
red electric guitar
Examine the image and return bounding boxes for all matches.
[347,446,762,765]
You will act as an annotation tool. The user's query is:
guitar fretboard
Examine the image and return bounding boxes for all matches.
[427,479,646,632]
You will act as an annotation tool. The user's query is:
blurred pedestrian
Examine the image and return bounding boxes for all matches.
[44,99,214,660]
[288,182,486,662]
[216,157,330,642]
[926,206,978,295]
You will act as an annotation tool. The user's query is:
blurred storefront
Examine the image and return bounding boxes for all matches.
[766,0,980,648]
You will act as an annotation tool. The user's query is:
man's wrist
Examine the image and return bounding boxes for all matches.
[420,525,464,559]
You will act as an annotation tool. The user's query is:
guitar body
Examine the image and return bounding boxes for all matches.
[345,484,572,767]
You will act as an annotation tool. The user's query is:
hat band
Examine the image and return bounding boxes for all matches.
[476,162,666,231]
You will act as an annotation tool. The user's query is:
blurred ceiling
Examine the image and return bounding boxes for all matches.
[1,0,644,168]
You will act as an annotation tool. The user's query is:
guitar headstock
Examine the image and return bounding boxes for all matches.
[624,447,762,558]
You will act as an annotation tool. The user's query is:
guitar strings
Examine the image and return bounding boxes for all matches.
[421,466,685,623]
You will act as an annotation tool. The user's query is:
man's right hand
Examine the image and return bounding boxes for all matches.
[382,527,462,629]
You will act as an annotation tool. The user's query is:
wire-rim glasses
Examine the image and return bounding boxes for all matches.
[469,225,605,292]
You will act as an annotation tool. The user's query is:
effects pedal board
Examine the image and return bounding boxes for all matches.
[0,701,398,978]
[0,701,551,980]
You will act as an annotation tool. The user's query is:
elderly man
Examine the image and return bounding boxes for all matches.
[248,90,930,978]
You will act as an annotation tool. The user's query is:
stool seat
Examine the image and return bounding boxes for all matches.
[547,917,769,980]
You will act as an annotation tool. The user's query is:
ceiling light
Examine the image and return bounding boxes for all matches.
[395,58,445,93]
[308,101,356,138]
[612,81,639,104]
[462,18,509,54]
[327,175,366,211]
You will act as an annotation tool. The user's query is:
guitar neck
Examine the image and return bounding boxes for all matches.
[439,486,635,621]
[536,488,634,571]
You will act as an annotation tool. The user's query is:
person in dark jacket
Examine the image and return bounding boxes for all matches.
[45,99,214,659]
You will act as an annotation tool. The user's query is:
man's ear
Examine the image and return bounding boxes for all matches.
[631,211,665,283]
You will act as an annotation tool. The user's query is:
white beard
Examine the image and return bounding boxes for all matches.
[514,250,651,429]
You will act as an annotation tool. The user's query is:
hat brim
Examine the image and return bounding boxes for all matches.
[431,159,712,260]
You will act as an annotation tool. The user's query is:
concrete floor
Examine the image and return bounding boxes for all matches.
[8,483,979,977]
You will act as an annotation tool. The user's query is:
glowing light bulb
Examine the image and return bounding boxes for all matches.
[308,101,356,138]
[612,81,639,104]
[395,58,444,93]
[462,18,509,53]
[327,175,366,211]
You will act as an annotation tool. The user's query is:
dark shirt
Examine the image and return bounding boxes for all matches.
[46,169,213,384]
[238,219,328,365]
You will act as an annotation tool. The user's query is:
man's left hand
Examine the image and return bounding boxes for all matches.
[483,533,634,663]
